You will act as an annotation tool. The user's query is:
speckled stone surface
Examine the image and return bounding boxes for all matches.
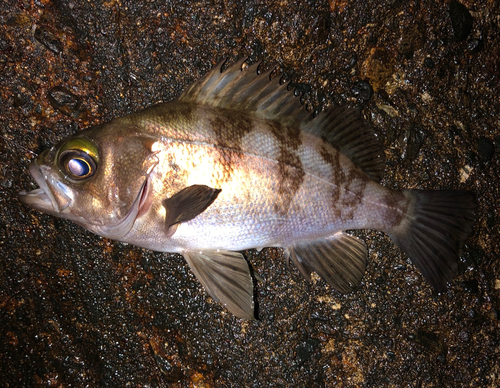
[1,0,498,386]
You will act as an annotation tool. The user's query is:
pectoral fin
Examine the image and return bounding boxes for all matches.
[183,250,255,320]
[163,185,221,235]
[285,232,367,293]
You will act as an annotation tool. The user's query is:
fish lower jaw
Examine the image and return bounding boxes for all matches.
[19,188,54,211]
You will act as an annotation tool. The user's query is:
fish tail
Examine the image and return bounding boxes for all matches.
[388,189,476,291]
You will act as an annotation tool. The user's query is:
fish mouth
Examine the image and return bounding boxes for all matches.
[19,162,70,215]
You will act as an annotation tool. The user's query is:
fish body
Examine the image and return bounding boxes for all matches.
[20,60,476,319]
[117,102,397,252]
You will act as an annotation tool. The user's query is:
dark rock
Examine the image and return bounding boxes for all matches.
[13,91,29,108]
[0,53,6,71]
[461,279,479,294]
[458,330,469,342]
[449,0,473,42]
[34,0,46,8]
[423,57,435,69]
[403,126,426,162]
[411,330,446,354]
[487,211,495,229]
[47,86,81,116]
[341,52,357,71]
[352,80,373,103]
[296,338,320,366]
[399,23,425,60]
[289,82,312,94]
[34,25,64,54]
[467,37,484,54]
[477,137,494,162]
[495,136,500,150]
[436,352,447,364]
[309,13,331,44]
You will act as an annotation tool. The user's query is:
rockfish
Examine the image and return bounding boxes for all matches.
[19,59,476,319]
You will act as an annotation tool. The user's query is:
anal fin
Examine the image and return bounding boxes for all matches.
[285,232,367,293]
[182,250,254,320]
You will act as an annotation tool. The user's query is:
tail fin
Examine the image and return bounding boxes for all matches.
[388,190,476,292]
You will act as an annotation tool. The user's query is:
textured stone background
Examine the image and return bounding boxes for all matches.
[1,0,499,386]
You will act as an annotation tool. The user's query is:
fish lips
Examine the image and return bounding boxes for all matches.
[19,162,72,215]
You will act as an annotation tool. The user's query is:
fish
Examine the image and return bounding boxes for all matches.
[19,59,476,320]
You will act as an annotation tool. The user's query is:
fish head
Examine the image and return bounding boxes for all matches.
[19,126,158,239]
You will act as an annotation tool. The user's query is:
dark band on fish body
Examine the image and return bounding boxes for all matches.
[161,102,197,132]
[269,120,302,151]
[136,102,198,139]
[319,143,344,218]
[164,151,190,190]
[319,142,345,182]
[274,150,305,216]
[319,141,371,222]
[339,172,368,222]
[381,191,409,228]
[208,109,253,183]
[267,121,305,216]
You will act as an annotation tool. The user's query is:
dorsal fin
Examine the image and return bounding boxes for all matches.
[179,59,385,182]
[179,58,312,128]
[302,106,386,182]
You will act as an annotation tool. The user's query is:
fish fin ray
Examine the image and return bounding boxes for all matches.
[163,185,221,234]
[179,58,312,127]
[388,189,476,291]
[183,250,255,320]
[303,106,386,182]
[287,232,367,293]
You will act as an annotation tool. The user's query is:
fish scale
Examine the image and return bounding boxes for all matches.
[20,59,476,320]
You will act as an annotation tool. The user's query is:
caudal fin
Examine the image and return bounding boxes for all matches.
[388,190,476,292]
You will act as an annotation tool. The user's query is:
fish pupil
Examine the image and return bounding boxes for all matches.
[68,158,90,177]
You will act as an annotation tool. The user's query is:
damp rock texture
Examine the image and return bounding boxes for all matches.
[1,0,499,386]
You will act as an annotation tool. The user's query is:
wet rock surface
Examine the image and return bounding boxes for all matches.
[1,0,499,386]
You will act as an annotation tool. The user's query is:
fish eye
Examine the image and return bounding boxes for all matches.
[57,138,99,181]
[59,150,97,180]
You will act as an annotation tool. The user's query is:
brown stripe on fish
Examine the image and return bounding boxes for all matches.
[269,120,302,151]
[138,102,199,139]
[164,150,189,187]
[319,141,371,222]
[380,191,408,229]
[318,143,347,183]
[268,121,305,216]
[208,109,254,183]
[319,143,345,219]
[151,142,193,198]
[338,170,368,222]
